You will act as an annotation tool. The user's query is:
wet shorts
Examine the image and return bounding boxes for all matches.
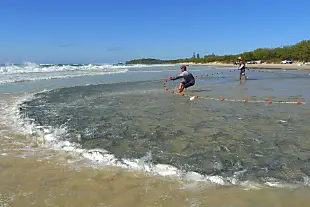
[240,69,246,76]
[181,80,195,88]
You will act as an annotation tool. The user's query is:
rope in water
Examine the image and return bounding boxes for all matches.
[195,68,310,79]
[163,69,307,105]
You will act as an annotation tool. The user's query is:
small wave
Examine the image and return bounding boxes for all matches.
[8,93,308,190]
[0,69,129,85]
[9,114,243,187]
[0,62,176,74]
[0,62,178,85]
[0,62,176,85]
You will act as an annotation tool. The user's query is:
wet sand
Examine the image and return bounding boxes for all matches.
[1,137,310,207]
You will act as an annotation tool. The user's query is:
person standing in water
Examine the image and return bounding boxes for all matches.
[237,56,247,80]
[169,65,195,93]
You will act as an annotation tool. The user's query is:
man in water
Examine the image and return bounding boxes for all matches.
[169,65,195,93]
[237,56,247,80]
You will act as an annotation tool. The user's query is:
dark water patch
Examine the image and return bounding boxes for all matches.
[18,79,310,186]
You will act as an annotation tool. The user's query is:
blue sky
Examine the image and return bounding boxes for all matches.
[1,0,309,64]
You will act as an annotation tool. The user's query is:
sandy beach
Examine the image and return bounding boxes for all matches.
[179,62,310,70]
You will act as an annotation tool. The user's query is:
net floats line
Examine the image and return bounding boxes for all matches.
[163,80,305,105]
[194,68,309,80]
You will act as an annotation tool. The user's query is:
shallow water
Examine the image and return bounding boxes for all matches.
[1,64,310,206]
[17,67,310,186]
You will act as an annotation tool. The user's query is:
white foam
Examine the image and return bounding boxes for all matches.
[153,164,180,176]
[303,176,310,186]
[0,62,179,85]
[0,68,129,85]
[0,62,175,75]
[183,171,206,182]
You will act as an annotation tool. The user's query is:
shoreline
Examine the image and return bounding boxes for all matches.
[1,67,310,206]
[177,62,310,70]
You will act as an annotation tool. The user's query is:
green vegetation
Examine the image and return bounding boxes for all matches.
[125,58,170,64]
[125,40,310,64]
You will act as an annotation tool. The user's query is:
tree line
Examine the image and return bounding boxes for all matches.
[125,40,310,64]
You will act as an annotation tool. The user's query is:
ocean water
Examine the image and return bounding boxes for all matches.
[1,62,310,206]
